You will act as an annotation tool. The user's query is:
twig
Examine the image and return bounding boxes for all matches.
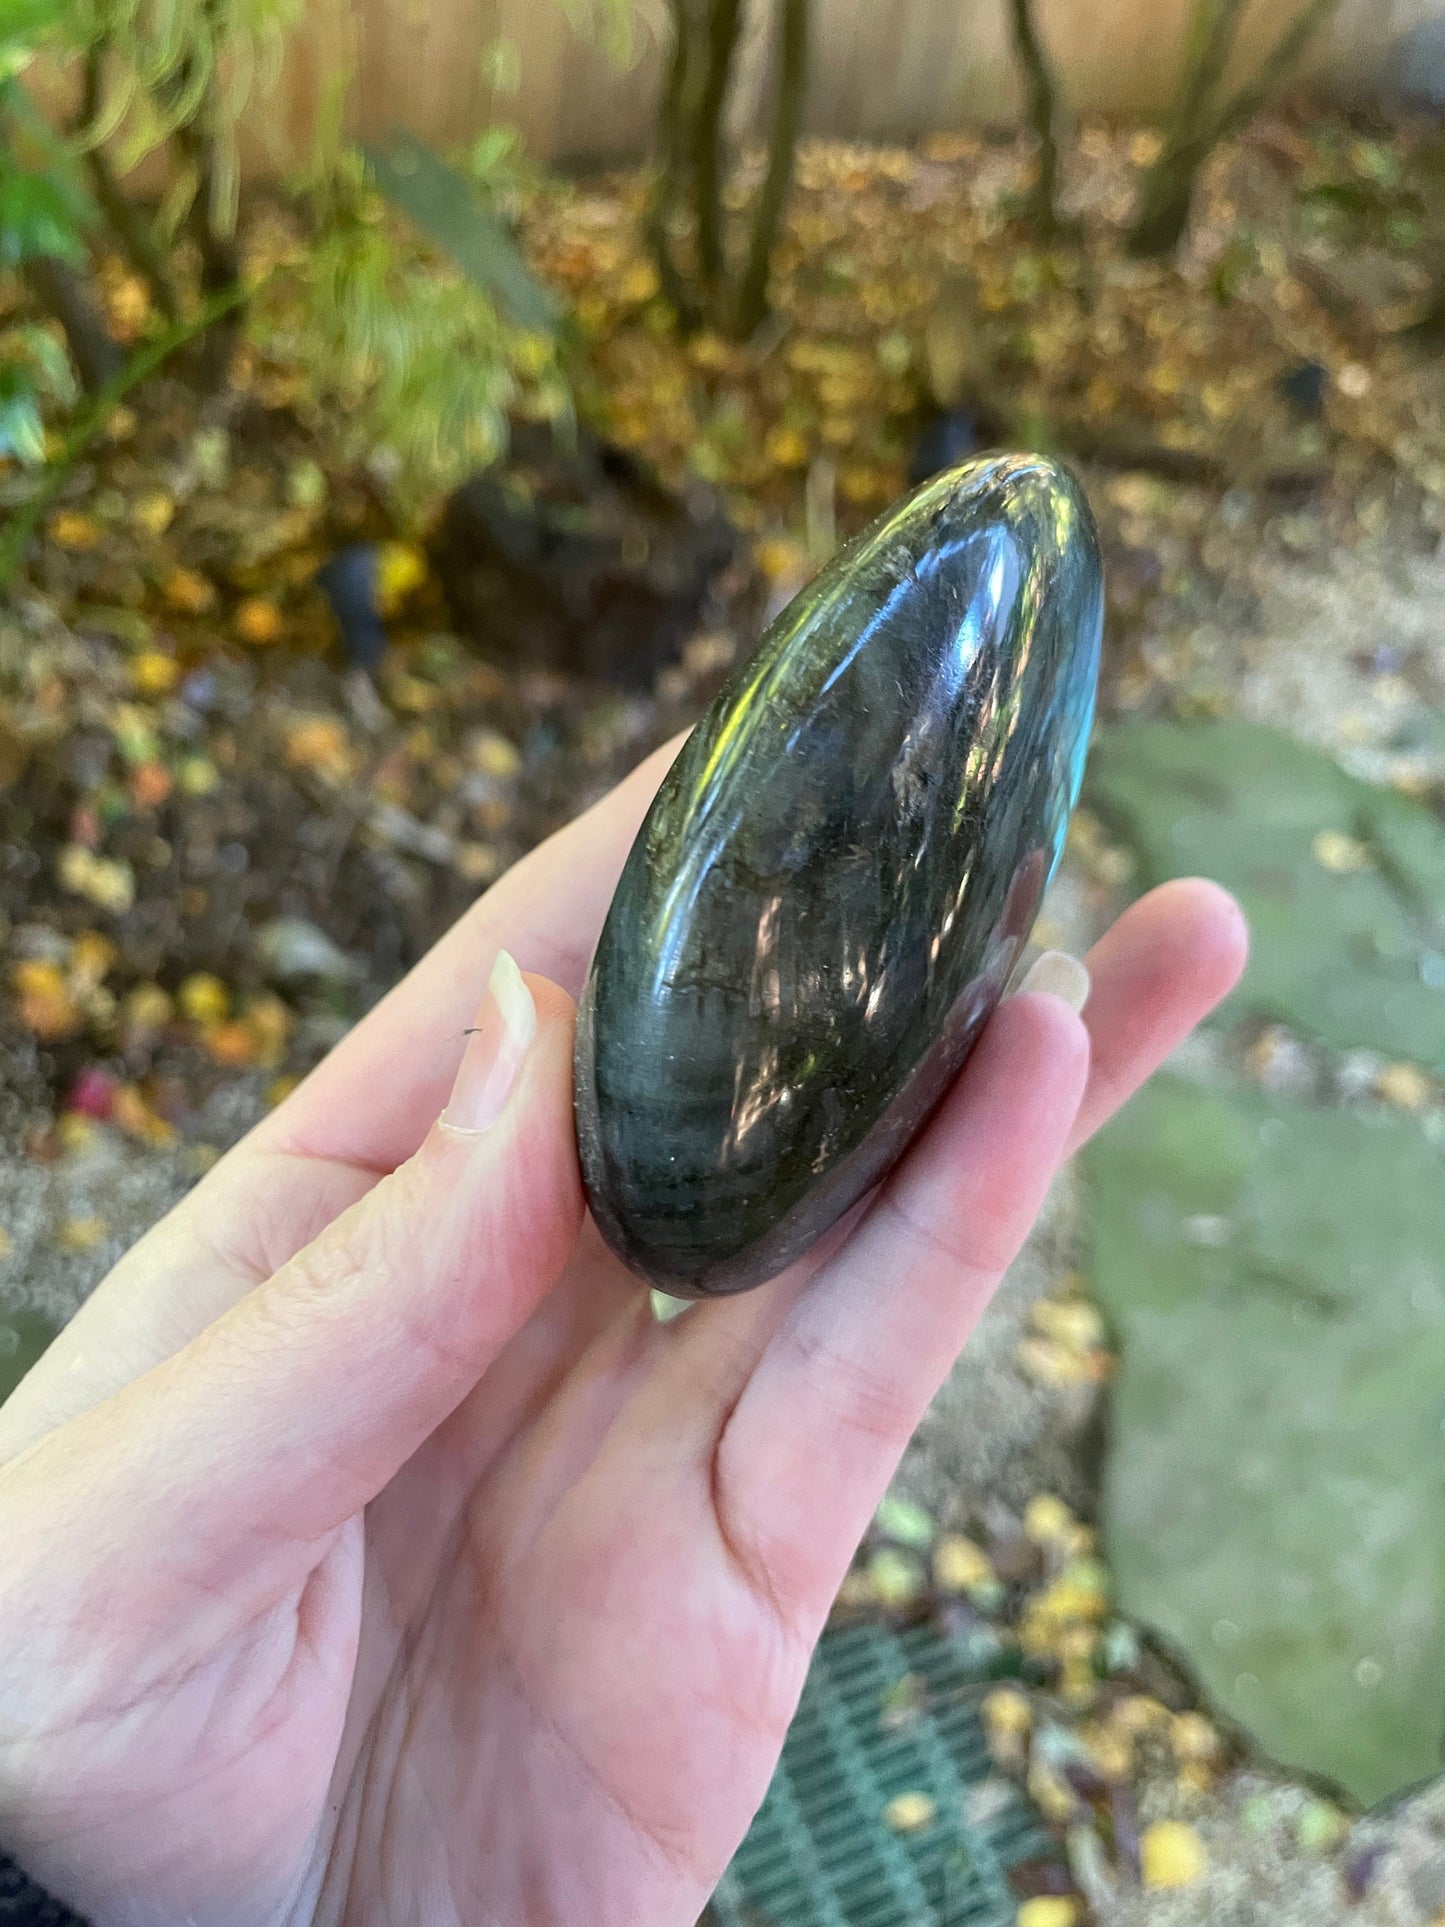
[693,0,743,292]
[1130,0,1339,254]
[1007,0,1062,236]
[644,0,703,329]
[1208,0,1341,144]
[736,0,809,333]
[0,281,249,593]
[1170,0,1249,149]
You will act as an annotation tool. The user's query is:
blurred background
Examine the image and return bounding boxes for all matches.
[3,1,1445,1921]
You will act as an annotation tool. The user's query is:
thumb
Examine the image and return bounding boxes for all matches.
[6,955,582,1616]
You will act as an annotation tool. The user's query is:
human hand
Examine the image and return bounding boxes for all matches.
[0,736,1246,1927]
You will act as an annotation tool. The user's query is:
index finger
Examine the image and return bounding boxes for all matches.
[252,732,686,1175]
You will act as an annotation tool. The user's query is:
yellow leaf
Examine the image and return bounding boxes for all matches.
[882,1791,935,1834]
[205,1019,258,1068]
[132,490,175,537]
[1312,829,1370,874]
[376,542,428,615]
[1030,1297,1107,1352]
[764,425,811,469]
[235,597,285,646]
[1374,1062,1433,1113]
[982,1686,1032,1737]
[57,847,135,914]
[470,729,522,780]
[1023,1493,1075,1546]
[1141,1820,1207,1888]
[1018,1899,1080,1927]
[285,716,356,782]
[132,651,180,697]
[933,1534,995,1595]
[1171,1711,1224,1765]
[162,567,218,616]
[59,1216,107,1252]
[178,972,230,1026]
[1016,1336,1097,1386]
[68,931,117,986]
[620,261,660,304]
[1111,1693,1171,1736]
[50,510,103,551]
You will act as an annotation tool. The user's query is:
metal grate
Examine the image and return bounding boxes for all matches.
[710,1622,1047,1927]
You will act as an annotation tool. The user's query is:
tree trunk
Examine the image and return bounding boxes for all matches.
[1127,146,1202,257]
[692,0,744,294]
[1007,0,1061,236]
[22,255,124,394]
[735,0,809,335]
[645,0,703,328]
[1128,0,1340,258]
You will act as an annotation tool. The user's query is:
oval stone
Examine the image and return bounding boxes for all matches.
[574,454,1104,1296]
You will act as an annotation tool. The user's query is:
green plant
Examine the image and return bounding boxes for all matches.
[648,0,812,337]
[0,322,75,463]
[1130,0,1341,257]
[254,148,570,512]
[70,0,303,245]
[3,2,588,527]
[0,276,245,587]
[0,0,123,394]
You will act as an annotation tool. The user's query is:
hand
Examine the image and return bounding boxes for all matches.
[0,737,1246,1927]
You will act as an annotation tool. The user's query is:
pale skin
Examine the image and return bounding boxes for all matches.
[0,735,1247,1927]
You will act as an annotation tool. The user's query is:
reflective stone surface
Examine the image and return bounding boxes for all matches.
[575,455,1104,1296]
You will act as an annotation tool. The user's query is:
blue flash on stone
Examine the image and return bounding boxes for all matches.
[574,455,1104,1297]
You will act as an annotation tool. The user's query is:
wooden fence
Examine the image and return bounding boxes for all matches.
[196,0,1445,177]
[308,0,1445,162]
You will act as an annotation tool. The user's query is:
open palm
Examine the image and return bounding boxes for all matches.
[0,737,1245,1927]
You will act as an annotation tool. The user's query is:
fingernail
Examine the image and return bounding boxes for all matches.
[442,950,536,1133]
[1015,949,1091,1014]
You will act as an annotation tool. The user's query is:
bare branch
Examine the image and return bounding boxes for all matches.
[693,0,744,291]
[1007,0,1062,235]
[1209,0,1341,143]
[644,0,704,327]
[736,0,809,332]
[1168,0,1249,146]
[1130,0,1339,256]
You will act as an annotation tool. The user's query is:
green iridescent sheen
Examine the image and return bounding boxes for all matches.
[575,455,1104,1296]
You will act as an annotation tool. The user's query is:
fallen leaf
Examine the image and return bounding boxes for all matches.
[235,597,285,645]
[881,1790,935,1834]
[1017,1899,1081,1927]
[1140,1820,1207,1888]
[131,651,180,697]
[132,489,175,536]
[1374,1061,1433,1112]
[57,846,135,914]
[933,1534,996,1596]
[178,973,230,1025]
[58,1216,108,1252]
[50,510,103,550]
[1312,828,1371,874]
[162,567,218,616]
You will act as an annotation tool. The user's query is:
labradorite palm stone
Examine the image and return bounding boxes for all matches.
[575,455,1103,1296]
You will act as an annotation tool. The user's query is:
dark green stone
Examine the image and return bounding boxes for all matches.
[575,455,1104,1296]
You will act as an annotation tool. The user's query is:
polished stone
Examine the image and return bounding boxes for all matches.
[574,454,1104,1296]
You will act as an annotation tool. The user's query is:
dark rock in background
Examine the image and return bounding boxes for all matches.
[430,421,741,687]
